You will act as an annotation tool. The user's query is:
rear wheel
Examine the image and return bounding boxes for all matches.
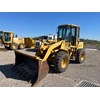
[19,43,25,49]
[54,51,69,73]
[10,43,18,50]
[75,49,85,63]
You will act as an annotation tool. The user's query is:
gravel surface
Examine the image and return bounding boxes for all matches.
[0,49,100,87]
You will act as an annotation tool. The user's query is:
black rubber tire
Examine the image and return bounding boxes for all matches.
[75,49,85,63]
[10,43,18,50]
[18,43,25,49]
[54,51,69,73]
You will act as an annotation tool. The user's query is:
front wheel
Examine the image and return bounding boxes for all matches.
[10,43,18,50]
[18,43,25,49]
[54,51,69,73]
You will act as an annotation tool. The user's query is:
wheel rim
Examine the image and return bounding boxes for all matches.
[12,45,16,49]
[20,45,24,49]
[81,52,85,61]
[61,58,68,69]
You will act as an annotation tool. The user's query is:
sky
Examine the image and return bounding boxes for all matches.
[0,12,100,40]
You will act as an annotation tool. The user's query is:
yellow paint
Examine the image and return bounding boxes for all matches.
[80,52,85,61]
[42,41,63,61]
[12,45,16,49]
[24,38,35,48]
[77,42,84,49]
[61,58,68,69]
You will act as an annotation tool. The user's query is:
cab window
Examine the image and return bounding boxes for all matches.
[65,27,71,41]
[4,32,11,42]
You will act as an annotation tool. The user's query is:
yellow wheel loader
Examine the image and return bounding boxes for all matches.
[13,24,85,86]
[0,31,25,50]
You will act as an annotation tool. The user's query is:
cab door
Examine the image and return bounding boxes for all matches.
[70,27,80,46]
[71,27,76,46]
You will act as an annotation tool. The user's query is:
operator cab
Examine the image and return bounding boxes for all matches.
[0,31,14,43]
[57,24,80,46]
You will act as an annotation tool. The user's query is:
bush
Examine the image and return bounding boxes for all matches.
[80,39,100,49]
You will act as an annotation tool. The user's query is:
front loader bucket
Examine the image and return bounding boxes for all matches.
[13,51,49,86]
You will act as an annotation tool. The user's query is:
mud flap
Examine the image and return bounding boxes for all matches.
[13,51,49,86]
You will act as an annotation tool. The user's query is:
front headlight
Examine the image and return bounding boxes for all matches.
[35,41,42,48]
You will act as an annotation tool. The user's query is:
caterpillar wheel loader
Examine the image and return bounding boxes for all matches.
[0,31,25,50]
[13,24,85,86]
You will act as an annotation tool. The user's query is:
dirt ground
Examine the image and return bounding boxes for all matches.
[0,49,100,87]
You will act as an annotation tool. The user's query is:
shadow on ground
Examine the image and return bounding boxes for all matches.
[0,63,58,86]
[0,60,77,85]
[0,64,25,80]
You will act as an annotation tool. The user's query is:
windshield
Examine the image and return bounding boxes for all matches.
[57,27,72,41]
[42,36,48,40]
[4,32,11,42]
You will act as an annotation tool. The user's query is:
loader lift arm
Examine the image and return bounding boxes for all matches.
[42,40,63,61]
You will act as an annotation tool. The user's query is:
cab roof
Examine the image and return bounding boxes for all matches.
[58,24,80,28]
[0,31,13,33]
